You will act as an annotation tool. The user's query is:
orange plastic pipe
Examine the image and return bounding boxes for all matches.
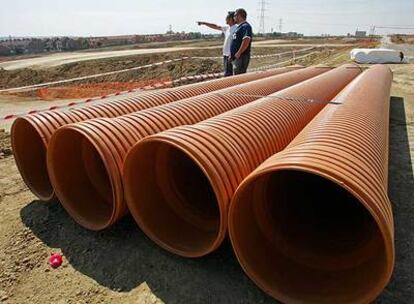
[12,68,289,201]
[47,66,328,231]
[228,65,394,303]
[122,63,362,257]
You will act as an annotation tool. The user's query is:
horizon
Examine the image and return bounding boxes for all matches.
[1,0,414,37]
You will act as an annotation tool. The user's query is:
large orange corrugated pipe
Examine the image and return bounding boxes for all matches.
[12,68,291,201]
[228,65,394,303]
[122,63,362,258]
[47,65,329,231]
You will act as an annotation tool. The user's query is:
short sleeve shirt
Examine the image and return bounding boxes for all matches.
[230,22,253,58]
[222,24,237,56]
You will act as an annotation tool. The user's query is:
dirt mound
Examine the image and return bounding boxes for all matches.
[392,35,414,45]
[3,57,221,100]
[0,52,222,90]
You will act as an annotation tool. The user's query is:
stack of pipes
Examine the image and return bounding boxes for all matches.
[12,63,394,303]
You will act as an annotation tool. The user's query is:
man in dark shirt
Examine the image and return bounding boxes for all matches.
[230,8,253,75]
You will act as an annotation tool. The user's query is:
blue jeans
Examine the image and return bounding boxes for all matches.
[232,53,250,75]
[223,56,233,77]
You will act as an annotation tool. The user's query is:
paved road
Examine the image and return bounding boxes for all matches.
[0,47,207,70]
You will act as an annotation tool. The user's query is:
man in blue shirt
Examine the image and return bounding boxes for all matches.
[230,8,253,75]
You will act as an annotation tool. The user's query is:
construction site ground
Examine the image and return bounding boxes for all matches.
[0,37,413,303]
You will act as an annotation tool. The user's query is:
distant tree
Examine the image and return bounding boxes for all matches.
[13,46,25,55]
[77,38,90,49]
[27,38,45,53]
[0,45,11,56]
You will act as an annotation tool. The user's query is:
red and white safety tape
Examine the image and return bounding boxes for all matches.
[191,47,317,60]
[0,47,321,95]
[249,51,319,72]
[0,57,191,94]
[1,47,326,121]
[1,72,224,121]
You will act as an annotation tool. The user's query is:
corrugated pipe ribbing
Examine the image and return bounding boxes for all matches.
[12,67,291,201]
[47,65,327,231]
[122,63,362,257]
[228,64,394,303]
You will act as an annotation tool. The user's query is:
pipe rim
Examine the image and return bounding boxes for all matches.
[124,136,228,257]
[229,164,394,304]
[47,125,120,230]
[11,116,55,201]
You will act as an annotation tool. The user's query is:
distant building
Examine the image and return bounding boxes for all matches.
[267,31,304,38]
[27,39,46,53]
[0,45,10,56]
[355,31,367,38]
[0,32,209,57]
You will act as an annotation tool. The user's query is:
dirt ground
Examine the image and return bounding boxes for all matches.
[0,55,221,90]
[0,38,413,303]
[0,36,368,71]
[0,38,376,90]
[391,34,414,45]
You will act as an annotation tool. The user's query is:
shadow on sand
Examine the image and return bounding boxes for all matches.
[378,96,414,303]
[20,202,273,304]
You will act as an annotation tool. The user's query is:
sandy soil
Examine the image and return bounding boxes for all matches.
[1,46,316,90]
[0,38,376,91]
[0,55,221,90]
[391,34,414,45]
[0,47,216,70]
[0,39,352,71]
[0,38,413,304]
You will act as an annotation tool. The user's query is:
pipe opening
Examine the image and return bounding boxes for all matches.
[125,140,221,256]
[231,169,388,303]
[50,129,113,230]
[12,118,53,200]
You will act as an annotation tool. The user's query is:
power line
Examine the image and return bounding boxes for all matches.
[375,25,414,29]
[258,0,269,34]
[282,20,414,29]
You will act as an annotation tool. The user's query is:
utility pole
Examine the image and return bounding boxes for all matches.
[278,18,283,33]
[369,25,376,36]
[258,0,268,34]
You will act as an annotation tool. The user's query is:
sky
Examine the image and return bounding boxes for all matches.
[1,0,414,37]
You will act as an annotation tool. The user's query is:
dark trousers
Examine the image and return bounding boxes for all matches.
[232,53,250,75]
[223,56,233,77]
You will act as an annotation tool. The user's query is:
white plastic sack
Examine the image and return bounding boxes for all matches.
[350,48,407,64]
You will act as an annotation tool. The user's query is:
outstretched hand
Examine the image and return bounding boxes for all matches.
[197,21,204,26]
